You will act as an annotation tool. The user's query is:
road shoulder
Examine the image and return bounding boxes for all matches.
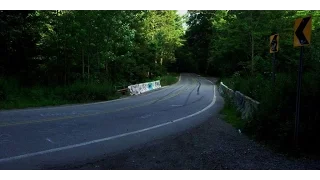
[61,112,320,170]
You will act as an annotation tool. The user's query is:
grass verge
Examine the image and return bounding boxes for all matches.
[0,73,180,110]
[159,73,179,86]
[220,96,246,131]
[0,80,121,110]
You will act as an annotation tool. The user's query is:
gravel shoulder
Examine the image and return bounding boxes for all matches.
[54,77,320,170]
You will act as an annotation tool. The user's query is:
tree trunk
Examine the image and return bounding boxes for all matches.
[64,31,67,86]
[251,11,254,75]
[64,56,67,86]
[104,60,108,74]
[97,51,100,73]
[82,48,84,80]
[104,22,112,76]
[205,61,210,75]
[87,55,90,80]
[160,51,163,65]
[251,32,254,74]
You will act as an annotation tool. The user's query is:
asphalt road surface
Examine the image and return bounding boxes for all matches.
[0,73,220,170]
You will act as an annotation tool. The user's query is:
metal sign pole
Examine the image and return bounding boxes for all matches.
[294,46,304,147]
[293,16,311,150]
[273,53,276,83]
[270,34,278,84]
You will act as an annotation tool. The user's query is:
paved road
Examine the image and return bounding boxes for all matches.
[0,73,220,169]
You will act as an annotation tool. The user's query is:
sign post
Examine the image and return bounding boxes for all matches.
[270,34,279,83]
[293,16,312,148]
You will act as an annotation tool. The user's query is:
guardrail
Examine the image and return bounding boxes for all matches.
[219,82,260,120]
[128,80,161,95]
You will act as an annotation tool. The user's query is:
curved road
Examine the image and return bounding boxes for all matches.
[0,73,221,169]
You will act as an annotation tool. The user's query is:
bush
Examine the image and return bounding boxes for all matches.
[0,79,117,110]
[221,95,246,130]
[223,72,268,101]
[0,73,178,110]
[244,73,296,152]
[56,81,117,103]
[0,85,5,101]
[160,73,179,86]
[223,72,320,155]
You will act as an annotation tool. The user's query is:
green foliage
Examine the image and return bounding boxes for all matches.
[55,81,117,103]
[179,10,320,155]
[221,95,246,130]
[0,79,118,109]
[0,10,183,86]
[223,72,320,154]
[223,72,268,100]
[0,10,184,109]
[160,73,179,86]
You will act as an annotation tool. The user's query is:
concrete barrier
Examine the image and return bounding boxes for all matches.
[219,82,260,120]
[128,80,161,95]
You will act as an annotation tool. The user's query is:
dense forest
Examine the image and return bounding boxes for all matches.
[176,10,320,156]
[1,10,320,156]
[0,10,184,108]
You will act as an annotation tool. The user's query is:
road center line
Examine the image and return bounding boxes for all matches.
[0,84,190,127]
[0,85,216,164]
[171,105,182,107]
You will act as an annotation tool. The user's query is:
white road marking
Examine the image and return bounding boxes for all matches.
[171,105,182,107]
[205,79,214,85]
[40,112,77,117]
[140,114,152,119]
[0,97,130,113]
[0,85,216,164]
[46,138,54,144]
